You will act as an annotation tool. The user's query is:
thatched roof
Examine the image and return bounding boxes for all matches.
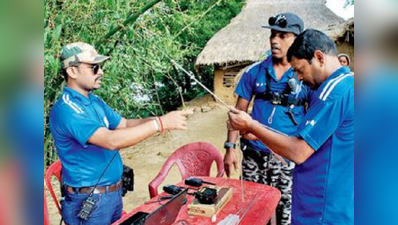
[326,18,354,45]
[196,0,344,67]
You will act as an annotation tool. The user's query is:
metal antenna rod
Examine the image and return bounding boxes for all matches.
[171,59,288,166]
[238,194,257,224]
[135,31,289,166]
[239,146,245,203]
[172,59,289,137]
[170,60,231,109]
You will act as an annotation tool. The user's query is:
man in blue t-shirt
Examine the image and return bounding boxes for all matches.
[224,13,309,225]
[49,42,192,225]
[228,29,354,225]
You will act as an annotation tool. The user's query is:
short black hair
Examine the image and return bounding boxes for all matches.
[61,62,80,82]
[287,29,337,64]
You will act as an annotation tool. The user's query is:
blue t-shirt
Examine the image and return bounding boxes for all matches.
[49,87,123,187]
[235,57,310,153]
[292,66,354,225]
[356,67,398,225]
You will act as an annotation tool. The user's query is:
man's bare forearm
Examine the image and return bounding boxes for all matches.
[126,117,155,127]
[226,97,250,147]
[249,120,314,164]
[226,130,240,145]
[89,120,158,150]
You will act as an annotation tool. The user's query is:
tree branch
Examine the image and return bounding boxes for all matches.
[96,0,163,47]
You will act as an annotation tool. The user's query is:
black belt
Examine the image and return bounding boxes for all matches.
[64,180,122,194]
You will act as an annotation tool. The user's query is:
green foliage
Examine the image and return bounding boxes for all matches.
[345,0,354,7]
[44,0,245,165]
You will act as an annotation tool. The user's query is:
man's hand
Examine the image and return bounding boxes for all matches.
[228,109,254,133]
[161,110,193,131]
[242,132,258,141]
[223,149,239,177]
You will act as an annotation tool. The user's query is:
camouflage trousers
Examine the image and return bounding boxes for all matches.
[240,140,295,225]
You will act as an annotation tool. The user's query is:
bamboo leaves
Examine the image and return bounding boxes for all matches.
[96,0,163,47]
[44,0,245,165]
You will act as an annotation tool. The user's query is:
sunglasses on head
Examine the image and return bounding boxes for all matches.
[269,15,287,28]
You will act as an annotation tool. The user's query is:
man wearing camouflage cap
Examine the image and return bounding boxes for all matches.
[224,13,310,225]
[50,42,192,224]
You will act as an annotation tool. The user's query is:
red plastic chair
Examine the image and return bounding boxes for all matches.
[45,160,127,217]
[44,191,50,225]
[45,160,62,214]
[148,142,224,198]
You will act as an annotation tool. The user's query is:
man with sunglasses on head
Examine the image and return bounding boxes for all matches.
[49,42,192,225]
[223,13,310,225]
[228,29,354,225]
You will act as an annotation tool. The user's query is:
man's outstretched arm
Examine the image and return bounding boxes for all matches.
[228,109,314,165]
[90,110,193,150]
[116,117,156,129]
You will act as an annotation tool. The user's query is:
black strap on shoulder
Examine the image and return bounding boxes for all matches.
[256,71,303,106]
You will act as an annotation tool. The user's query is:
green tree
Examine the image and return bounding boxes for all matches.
[44,0,245,165]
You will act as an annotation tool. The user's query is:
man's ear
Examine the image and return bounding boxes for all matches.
[314,50,325,66]
[66,67,78,80]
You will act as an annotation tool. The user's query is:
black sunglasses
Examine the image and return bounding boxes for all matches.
[75,64,101,74]
[269,15,287,28]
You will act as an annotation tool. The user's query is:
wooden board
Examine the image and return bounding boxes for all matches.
[187,187,233,217]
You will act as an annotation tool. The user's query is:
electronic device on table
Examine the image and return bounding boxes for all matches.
[119,189,188,225]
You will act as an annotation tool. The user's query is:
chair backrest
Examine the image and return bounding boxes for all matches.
[45,160,62,214]
[148,142,224,198]
[44,191,50,225]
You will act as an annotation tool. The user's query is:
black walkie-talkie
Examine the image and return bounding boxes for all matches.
[185,177,216,187]
[76,151,119,221]
[163,185,182,195]
[78,196,97,220]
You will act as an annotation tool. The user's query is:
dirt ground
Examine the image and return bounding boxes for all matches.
[46,95,241,224]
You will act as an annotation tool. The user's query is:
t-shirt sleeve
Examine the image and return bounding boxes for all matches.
[295,99,344,151]
[235,71,254,101]
[55,108,102,147]
[98,98,122,130]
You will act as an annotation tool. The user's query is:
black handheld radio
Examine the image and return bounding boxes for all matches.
[185,177,215,187]
[163,185,183,195]
[77,152,120,220]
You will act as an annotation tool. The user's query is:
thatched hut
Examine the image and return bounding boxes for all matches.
[326,18,354,70]
[195,0,345,104]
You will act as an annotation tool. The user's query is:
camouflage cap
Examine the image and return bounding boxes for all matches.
[60,42,109,69]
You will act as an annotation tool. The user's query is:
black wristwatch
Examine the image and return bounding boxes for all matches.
[224,141,236,149]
